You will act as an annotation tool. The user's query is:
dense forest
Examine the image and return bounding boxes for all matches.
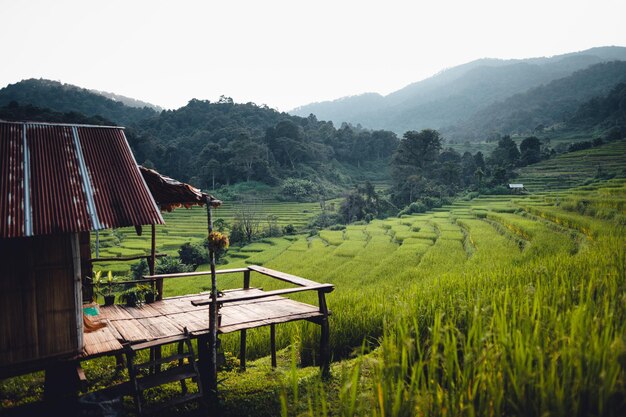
[446,61,626,139]
[0,79,158,126]
[131,98,398,191]
[0,89,399,196]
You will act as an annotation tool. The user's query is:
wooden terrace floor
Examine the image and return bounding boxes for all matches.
[82,288,324,358]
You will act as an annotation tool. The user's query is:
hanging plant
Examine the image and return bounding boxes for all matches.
[207,231,230,252]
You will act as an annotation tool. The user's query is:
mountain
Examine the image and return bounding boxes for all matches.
[569,82,626,134]
[290,46,626,134]
[445,61,626,139]
[0,79,158,126]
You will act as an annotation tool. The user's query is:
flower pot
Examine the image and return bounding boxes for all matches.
[104,295,115,306]
[145,293,155,304]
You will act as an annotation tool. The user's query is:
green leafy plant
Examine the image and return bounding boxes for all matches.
[119,285,150,307]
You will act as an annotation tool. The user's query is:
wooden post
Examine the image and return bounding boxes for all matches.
[44,360,79,413]
[243,269,250,289]
[150,224,162,301]
[70,234,84,351]
[197,334,210,394]
[240,330,247,371]
[240,269,250,371]
[206,199,218,392]
[318,291,330,378]
[270,324,277,368]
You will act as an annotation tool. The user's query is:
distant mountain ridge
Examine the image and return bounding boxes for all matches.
[290,46,626,135]
[0,79,158,126]
[88,89,163,112]
[446,61,626,139]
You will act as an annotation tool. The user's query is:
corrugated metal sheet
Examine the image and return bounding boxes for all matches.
[0,121,164,238]
[0,123,25,237]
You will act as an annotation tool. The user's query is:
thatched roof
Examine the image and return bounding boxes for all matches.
[139,166,221,212]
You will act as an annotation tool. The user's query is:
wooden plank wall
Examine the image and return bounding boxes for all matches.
[0,234,81,371]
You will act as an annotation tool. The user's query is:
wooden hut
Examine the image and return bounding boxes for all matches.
[0,121,163,378]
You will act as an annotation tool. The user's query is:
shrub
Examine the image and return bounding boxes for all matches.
[280,178,318,200]
[156,256,192,274]
[178,242,209,268]
[398,201,427,216]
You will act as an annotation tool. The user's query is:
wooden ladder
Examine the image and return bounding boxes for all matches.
[125,328,204,415]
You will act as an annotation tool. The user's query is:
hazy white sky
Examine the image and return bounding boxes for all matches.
[1,0,624,111]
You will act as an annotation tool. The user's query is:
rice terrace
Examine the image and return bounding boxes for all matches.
[1,3,626,416]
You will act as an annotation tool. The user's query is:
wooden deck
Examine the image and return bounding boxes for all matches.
[81,266,333,363]
[82,288,324,358]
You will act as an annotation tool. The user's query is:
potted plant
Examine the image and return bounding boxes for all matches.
[119,285,149,307]
[102,271,116,306]
[144,287,157,304]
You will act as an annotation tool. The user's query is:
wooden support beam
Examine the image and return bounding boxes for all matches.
[76,364,88,392]
[149,346,162,374]
[243,269,250,289]
[240,329,247,371]
[44,360,80,413]
[270,324,277,368]
[318,291,330,379]
[115,353,125,370]
[197,335,211,396]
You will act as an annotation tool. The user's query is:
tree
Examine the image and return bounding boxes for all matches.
[392,129,442,172]
[178,242,209,268]
[229,135,267,182]
[489,135,520,168]
[391,129,443,204]
[519,136,542,166]
[233,201,261,243]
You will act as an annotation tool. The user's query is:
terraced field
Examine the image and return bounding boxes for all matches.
[154,178,625,360]
[516,139,626,191]
[92,200,327,274]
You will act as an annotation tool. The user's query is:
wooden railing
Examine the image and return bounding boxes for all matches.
[143,264,334,306]
[144,265,334,377]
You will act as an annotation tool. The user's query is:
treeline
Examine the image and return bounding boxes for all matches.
[389,130,551,208]
[0,101,115,126]
[446,61,626,139]
[570,82,626,138]
[0,79,158,126]
[130,98,399,190]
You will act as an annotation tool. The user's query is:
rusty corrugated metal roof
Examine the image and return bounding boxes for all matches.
[0,121,164,238]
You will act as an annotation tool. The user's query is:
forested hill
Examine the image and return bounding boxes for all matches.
[0,95,399,193]
[445,61,626,139]
[130,98,398,189]
[0,79,158,126]
[290,46,626,135]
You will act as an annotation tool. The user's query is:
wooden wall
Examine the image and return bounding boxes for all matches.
[0,234,82,376]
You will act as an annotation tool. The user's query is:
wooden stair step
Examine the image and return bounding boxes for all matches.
[136,364,197,391]
[130,334,190,351]
[133,352,191,370]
